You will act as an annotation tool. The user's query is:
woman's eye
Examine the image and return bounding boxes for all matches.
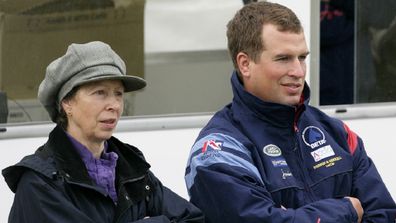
[95,90,106,95]
[115,91,124,97]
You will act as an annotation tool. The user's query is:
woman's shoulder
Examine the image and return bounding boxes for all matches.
[2,146,57,193]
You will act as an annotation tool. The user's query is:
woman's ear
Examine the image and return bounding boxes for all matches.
[61,99,72,116]
[236,52,251,78]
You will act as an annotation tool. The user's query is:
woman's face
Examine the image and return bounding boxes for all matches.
[61,79,124,145]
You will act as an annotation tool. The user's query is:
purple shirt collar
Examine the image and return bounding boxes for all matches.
[66,132,118,203]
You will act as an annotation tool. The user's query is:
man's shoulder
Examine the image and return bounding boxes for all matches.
[199,107,241,138]
[305,105,344,123]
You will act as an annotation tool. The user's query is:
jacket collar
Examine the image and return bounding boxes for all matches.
[48,125,93,185]
[47,125,151,185]
[3,125,151,193]
[230,70,309,128]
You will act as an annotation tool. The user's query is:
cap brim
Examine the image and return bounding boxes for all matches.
[78,75,147,92]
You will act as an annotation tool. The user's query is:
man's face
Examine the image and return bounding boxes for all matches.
[240,24,309,106]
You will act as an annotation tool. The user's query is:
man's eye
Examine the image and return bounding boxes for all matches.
[277,57,289,61]
[299,55,307,61]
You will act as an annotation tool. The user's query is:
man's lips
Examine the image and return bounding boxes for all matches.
[281,82,302,94]
[281,82,302,88]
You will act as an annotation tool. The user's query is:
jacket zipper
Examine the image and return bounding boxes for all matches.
[294,106,316,203]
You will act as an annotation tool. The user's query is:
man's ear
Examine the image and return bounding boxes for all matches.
[236,52,251,78]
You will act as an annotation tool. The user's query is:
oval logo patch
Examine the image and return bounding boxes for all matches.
[263,144,282,157]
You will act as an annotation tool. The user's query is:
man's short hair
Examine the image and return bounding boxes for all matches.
[227,2,303,72]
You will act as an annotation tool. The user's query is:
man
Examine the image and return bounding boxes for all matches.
[185,2,396,222]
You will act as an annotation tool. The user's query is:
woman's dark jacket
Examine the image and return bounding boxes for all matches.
[2,125,204,223]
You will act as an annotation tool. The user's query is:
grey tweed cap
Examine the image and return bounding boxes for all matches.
[38,41,146,122]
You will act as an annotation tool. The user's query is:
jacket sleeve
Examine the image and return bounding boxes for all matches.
[185,133,360,223]
[343,124,396,222]
[142,172,205,223]
[8,170,96,223]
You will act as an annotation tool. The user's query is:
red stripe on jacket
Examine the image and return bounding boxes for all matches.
[343,123,358,155]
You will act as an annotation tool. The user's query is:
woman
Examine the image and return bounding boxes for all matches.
[2,41,204,223]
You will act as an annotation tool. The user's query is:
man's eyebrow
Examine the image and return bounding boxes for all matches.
[272,51,310,59]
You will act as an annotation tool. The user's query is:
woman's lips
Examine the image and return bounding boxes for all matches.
[100,119,117,129]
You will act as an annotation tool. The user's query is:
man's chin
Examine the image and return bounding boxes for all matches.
[283,97,302,107]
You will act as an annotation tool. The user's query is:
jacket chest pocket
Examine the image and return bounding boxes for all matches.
[124,175,154,203]
[263,156,303,193]
[309,169,353,199]
[262,162,304,208]
[307,152,354,199]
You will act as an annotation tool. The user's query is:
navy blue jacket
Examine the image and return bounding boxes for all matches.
[185,71,396,222]
[3,125,204,223]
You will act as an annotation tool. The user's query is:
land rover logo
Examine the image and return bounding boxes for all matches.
[263,144,282,157]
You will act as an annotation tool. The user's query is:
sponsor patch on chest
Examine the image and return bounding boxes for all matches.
[263,144,282,157]
[302,126,327,149]
[311,145,335,162]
